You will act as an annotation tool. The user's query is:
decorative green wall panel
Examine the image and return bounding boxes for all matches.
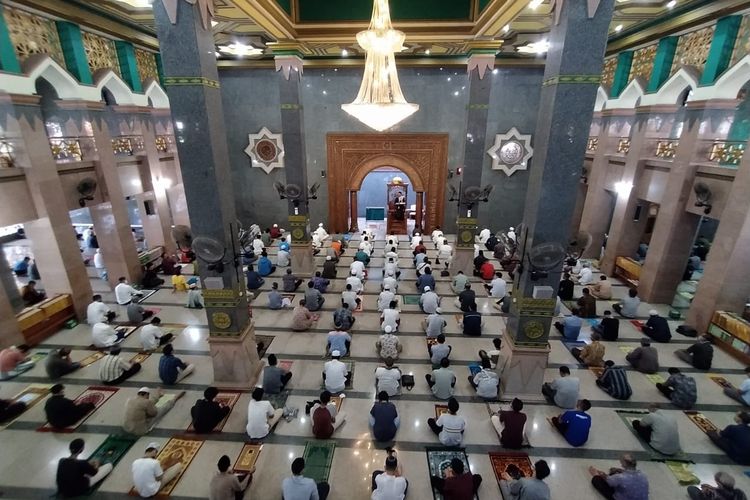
[298,0,472,22]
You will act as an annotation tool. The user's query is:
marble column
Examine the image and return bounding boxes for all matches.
[276,53,314,275]
[0,267,22,348]
[414,192,424,233]
[85,103,143,287]
[153,0,259,386]
[638,107,703,304]
[349,191,359,232]
[504,0,615,398]
[688,136,750,332]
[13,97,92,319]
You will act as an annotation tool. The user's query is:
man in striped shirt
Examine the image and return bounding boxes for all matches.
[595,360,632,400]
[99,347,141,385]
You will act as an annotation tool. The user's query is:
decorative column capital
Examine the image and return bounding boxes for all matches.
[160,0,215,31]
[273,55,304,80]
[551,0,603,25]
[464,40,502,80]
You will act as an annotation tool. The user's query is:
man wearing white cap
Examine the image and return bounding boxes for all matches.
[381,300,401,333]
[323,351,350,393]
[123,386,177,436]
[410,233,423,250]
[507,227,516,243]
[420,286,441,314]
[313,223,329,241]
[383,257,401,279]
[382,270,399,293]
[478,228,491,245]
[346,271,364,294]
[132,441,183,498]
[422,308,447,337]
[643,310,672,343]
[376,326,402,360]
[322,255,338,278]
[350,259,366,280]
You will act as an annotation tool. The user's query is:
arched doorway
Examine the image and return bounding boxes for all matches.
[353,167,418,237]
[326,133,449,234]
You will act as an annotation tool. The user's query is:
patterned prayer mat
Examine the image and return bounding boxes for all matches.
[586,319,599,327]
[435,404,449,419]
[619,345,636,354]
[354,301,364,312]
[402,295,421,305]
[0,384,51,429]
[645,373,666,385]
[330,395,344,413]
[129,437,204,497]
[86,326,139,350]
[186,391,242,433]
[78,351,106,368]
[425,447,477,500]
[589,367,605,378]
[87,434,138,467]
[38,386,118,432]
[489,451,533,484]
[130,352,151,364]
[256,335,275,359]
[561,340,586,354]
[233,443,262,473]
[302,441,336,484]
[708,375,734,389]
[630,320,644,330]
[265,390,291,410]
[666,460,700,485]
[684,411,719,434]
[615,410,690,461]
[426,337,438,348]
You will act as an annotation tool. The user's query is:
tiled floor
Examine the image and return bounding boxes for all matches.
[1,234,748,499]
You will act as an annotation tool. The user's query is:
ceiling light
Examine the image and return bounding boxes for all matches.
[503,25,510,33]
[341,0,419,131]
[114,0,152,7]
[517,40,550,54]
[342,49,349,56]
[615,24,623,32]
[529,0,544,9]
[425,49,431,55]
[211,20,218,28]
[614,181,633,197]
[666,0,677,8]
[218,42,263,57]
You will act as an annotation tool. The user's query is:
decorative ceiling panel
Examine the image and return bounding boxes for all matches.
[135,48,159,83]
[628,44,657,84]
[82,31,121,76]
[296,0,473,23]
[731,14,750,67]
[601,56,617,88]
[670,25,715,76]
[3,6,64,65]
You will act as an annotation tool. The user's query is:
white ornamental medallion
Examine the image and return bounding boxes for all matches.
[245,127,285,175]
[487,127,533,177]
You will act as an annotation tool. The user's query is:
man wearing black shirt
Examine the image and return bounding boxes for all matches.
[462,304,483,336]
[593,311,620,341]
[558,273,575,301]
[56,438,112,497]
[191,386,231,433]
[457,283,477,312]
[675,335,714,370]
[45,384,95,429]
[473,251,488,276]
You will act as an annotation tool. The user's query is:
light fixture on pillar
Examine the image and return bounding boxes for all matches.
[448,183,494,218]
[341,0,419,131]
[614,180,633,197]
[273,182,320,214]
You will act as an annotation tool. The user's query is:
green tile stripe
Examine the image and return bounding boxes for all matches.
[701,15,742,86]
[647,36,678,93]
[55,21,92,84]
[164,76,220,89]
[542,74,602,86]
[467,103,490,109]
[114,40,142,92]
[0,7,20,73]
[611,51,634,98]
[281,103,301,109]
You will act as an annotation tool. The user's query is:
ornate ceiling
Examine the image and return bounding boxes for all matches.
[18,0,750,62]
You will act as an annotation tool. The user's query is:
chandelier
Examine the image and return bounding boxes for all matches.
[341,0,419,131]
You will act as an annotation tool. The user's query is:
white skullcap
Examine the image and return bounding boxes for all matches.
[273,224,278,227]
[435,307,442,314]
[351,270,357,275]
[384,325,393,333]
[384,285,390,290]
[326,256,332,261]
[424,286,431,292]
[331,350,341,357]
[509,227,515,231]
[649,309,658,316]
[138,387,151,394]
[387,271,394,276]
[146,442,160,452]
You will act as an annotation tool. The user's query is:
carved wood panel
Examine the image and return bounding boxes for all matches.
[326,133,449,234]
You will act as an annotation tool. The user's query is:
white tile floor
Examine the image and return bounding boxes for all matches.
[0,234,748,499]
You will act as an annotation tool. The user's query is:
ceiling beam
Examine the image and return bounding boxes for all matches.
[230,0,297,41]
[474,0,533,37]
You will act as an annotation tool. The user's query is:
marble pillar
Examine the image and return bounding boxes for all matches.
[349,191,359,233]
[153,1,259,386]
[0,252,23,347]
[504,0,615,397]
[13,97,92,320]
[139,117,177,253]
[414,192,424,234]
[639,108,703,304]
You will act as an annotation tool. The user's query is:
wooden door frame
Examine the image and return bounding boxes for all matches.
[326,133,449,234]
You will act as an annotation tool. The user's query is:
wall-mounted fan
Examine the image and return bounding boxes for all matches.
[191,223,242,281]
[76,177,97,207]
[567,231,593,259]
[693,181,713,215]
[527,242,567,281]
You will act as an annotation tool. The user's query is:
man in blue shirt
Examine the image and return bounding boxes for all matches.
[589,453,649,500]
[550,399,591,447]
[13,256,31,277]
[369,391,399,442]
[326,329,352,357]
[158,344,195,385]
[554,308,583,340]
[246,265,265,290]
[278,237,290,252]
[257,251,276,277]
[708,410,750,465]
[282,457,330,500]
[461,303,483,336]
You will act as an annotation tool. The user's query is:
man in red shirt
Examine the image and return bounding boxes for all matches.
[430,457,482,500]
[479,260,495,281]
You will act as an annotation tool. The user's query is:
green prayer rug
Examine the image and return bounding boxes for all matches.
[303,441,336,484]
[615,410,690,462]
[666,460,700,485]
[425,447,478,500]
[402,295,421,305]
[85,435,138,494]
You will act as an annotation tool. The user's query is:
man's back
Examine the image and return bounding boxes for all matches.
[282,475,318,500]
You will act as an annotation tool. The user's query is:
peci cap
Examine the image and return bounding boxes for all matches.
[145,442,159,452]
[331,350,341,357]
[326,256,332,261]
[138,387,151,394]
[424,286,431,292]
[649,309,658,316]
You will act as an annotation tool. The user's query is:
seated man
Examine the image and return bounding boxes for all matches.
[132,442,183,498]
[262,354,293,394]
[592,310,619,341]
[158,344,195,385]
[574,263,594,285]
[313,272,330,293]
[375,357,402,397]
[674,335,713,370]
[550,399,592,447]
[723,366,750,407]
[485,272,507,305]
[311,390,347,439]
[350,258,366,280]
[626,338,660,374]
[656,367,697,409]
[491,397,527,449]
[21,280,45,306]
[707,411,750,465]
[277,249,291,268]
[382,270,399,293]
[558,273,575,301]
[381,300,400,333]
[141,264,164,289]
[643,310,672,343]
[322,351,350,393]
[427,397,465,446]
[456,282,477,312]
[499,460,550,500]
[326,328,352,357]
[576,288,597,318]
[353,248,370,267]
[554,309,583,340]
[13,256,30,276]
[92,312,127,349]
[333,301,355,331]
[291,300,317,332]
[190,387,231,434]
[210,455,252,500]
[123,387,176,436]
[257,251,276,276]
[267,282,289,310]
[613,288,641,318]
[341,283,362,310]
[186,283,204,309]
[468,358,499,400]
[589,454,648,500]
[590,275,612,300]
[127,301,154,324]
[376,325,402,360]
[419,286,440,314]
[571,333,605,367]
[346,271,364,295]
[461,303,483,336]
[451,271,469,295]
[478,260,495,281]
[282,268,303,292]
[369,391,400,442]
[87,295,113,325]
[99,347,141,385]
[45,384,95,429]
[426,357,456,400]
[422,309,447,338]
[140,317,174,351]
[542,366,580,409]
[0,344,34,380]
[433,458,483,500]
[246,388,283,439]
[429,335,452,368]
[246,265,265,290]
[56,438,113,498]
[687,472,745,500]
[377,286,396,312]
[595,361,632,400]
[416,268,436,293]
[45,347,80,380]
[322,255,337,278]
[304,281,326,312]
[282,457,330,500]
[631,404,681,455]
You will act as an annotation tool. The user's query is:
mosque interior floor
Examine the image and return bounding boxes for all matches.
[1,234,748,499]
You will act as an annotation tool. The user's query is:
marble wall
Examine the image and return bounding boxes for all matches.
[219,65,544,232]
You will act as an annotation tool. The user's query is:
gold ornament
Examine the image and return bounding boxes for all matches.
[212,312,232,330]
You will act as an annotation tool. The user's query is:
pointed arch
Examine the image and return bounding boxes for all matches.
[607,77,646,110]
[23,55,80,100]
[94,69,136,105]
[712,54,750,100]
[143,79,170,109]
[594,85,608,111]
[652,66,700,105]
